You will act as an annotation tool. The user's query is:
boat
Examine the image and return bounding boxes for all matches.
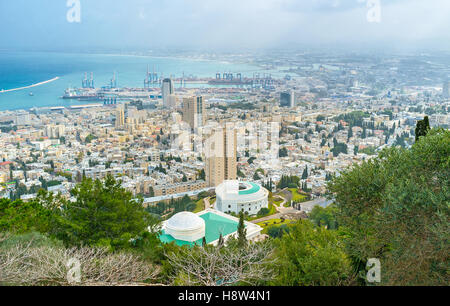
[61,88,104,101]
[29,92,34,96]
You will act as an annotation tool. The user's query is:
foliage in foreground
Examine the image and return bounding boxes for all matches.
[0,232,159,286]
[166,238,275,286]
[2,128,449,287]
[269,220,354,286]
[328,128,449,285]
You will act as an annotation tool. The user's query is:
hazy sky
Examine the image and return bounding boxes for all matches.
[1,0,449,51]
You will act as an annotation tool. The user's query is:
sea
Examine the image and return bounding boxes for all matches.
[0,51,269,111]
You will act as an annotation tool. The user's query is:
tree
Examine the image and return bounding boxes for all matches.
[266,224,289,239]
[279,147,288,158]
[0,232,159,286]
[302,166,308,180]
[0,197,57,235]
[218,234,224,248]
[415,116,430,142]
[277,175,300,189]
[166,240,274,286]
[361,127,367,139]
[257,208,270,217]
[237,210,247,247]
[198,169,205,180]
[331,142,348,157]
[309,204,338,229]
[149,186,155,197]
[327,129,449,285]
[55,175,150,248]
[270,220,354,286]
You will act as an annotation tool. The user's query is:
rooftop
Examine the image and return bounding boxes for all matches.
[239,182,261,195]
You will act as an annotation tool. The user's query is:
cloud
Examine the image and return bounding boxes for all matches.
[0,0,449,51]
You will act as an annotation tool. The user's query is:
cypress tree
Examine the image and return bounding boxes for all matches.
[218,233,224,248]
[415,116,430,142]
[302,166,308,180]
[237,210,247,247]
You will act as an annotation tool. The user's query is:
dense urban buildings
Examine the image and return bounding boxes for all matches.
[1,50,449,205]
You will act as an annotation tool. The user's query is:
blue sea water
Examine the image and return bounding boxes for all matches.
[0,51,265,111]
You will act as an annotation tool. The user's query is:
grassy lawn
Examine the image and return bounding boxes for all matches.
[272,196,283,206]
[289,188,308,202]
[193,199,205,213]
[256,218,296,233]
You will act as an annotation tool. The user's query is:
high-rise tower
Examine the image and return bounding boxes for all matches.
[115,104,125,129]
[182,96,206,130]
[161,78,174,108]
[205,124,237,187]
[443,80,450,98]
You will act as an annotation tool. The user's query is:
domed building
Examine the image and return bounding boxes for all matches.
[164,211,206,242]
[159,209,264,247]
[215,180,269,215]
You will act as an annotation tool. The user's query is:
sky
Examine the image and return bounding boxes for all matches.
[0,0,449,52]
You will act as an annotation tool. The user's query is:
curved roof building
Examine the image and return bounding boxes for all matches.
[164,211,205,242]
[159,209,263,247]
[215,180,269,215]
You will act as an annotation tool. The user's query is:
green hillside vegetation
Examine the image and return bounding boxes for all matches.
[1,129,448,286]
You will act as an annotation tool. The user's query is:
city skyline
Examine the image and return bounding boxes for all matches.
[0,0,448,290]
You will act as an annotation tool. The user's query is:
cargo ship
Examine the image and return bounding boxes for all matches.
[61,88,104,101]
[208,79,253,86]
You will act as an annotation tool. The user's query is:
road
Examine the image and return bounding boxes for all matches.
[204,197,212,210]
[298,198,333,213]
[250,196,332,224]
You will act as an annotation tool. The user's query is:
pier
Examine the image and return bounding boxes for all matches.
[0,77,60,93]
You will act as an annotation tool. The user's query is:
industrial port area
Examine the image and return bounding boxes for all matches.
[61,69,282,106]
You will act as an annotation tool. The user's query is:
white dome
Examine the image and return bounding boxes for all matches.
[165,212,206,242]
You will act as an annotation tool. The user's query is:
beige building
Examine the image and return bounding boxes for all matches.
[44,124,66,139]
[153,180,207,197]
[115,105,125,129]
[182,96,206,130]
[205,124,237,187]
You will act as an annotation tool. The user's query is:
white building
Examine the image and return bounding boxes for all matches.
[215,180,269,215]
[164,211,206,242]
[160,209,263,246]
